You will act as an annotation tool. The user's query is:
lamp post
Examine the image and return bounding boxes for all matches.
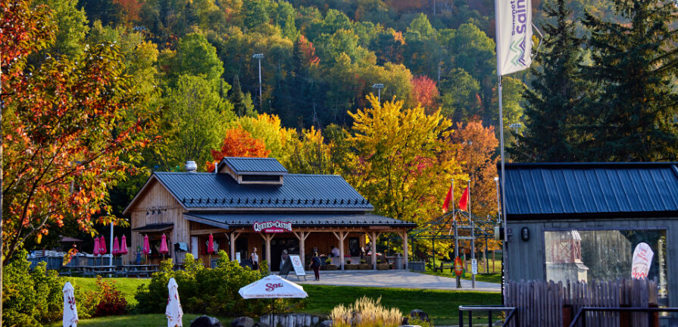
[252,53,264,109]
[372,83,384,103]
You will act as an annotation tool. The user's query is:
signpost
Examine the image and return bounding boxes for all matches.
[289,255,307,281]
[471,259,478,275]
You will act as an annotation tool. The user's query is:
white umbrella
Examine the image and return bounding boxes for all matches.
[166,278,183,327]
[62,282,78,327]
[238,274,308,299]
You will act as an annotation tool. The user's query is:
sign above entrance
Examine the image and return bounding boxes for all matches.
[253,220,293,233]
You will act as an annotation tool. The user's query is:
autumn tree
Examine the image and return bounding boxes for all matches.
[347,95,463,225]
[205,128,270,171]
[285,127,333,174]
[411,75,439,110]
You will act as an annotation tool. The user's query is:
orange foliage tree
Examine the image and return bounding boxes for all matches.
[2,0,155,262]
[411,75,439,110]
[205,128,271,171]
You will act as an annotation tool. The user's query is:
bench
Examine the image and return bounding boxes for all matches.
[434,261,454,273]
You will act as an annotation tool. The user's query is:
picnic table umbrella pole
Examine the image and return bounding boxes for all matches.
[143,234,150,264]
[99,235,107,266]
[63,282,78,327]
[159,233,169,260]
[120,235,129,262]
[112,236,120,265]
[93,236,100,266]
[238,275,308,325]
[208,233,214,265]
[166,277,183,327]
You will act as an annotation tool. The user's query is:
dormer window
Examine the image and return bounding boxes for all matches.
[216,157,287,185]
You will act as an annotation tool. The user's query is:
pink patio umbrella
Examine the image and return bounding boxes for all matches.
[143,234,150,264]
[159,234,169,260]
[93,237,100,266]
[119,235,129,255]
[99,236,107,266]
[112,236,120,256]
[207,233,215,264]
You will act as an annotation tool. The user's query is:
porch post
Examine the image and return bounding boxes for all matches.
[332,231,348,270]
[369,232,379,270]
[293,231,310,267]
[229,231,241,261]
[261,233,274,267]
[401,231,409,270]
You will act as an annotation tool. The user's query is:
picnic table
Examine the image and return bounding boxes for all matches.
[60,264,159,277]
[117,264,159,277]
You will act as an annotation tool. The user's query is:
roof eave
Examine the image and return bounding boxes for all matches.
[122,173,188,216]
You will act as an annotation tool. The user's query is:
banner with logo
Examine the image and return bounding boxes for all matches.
[495,0,532,75]
[253,220,293,233]
[631,242,654,280]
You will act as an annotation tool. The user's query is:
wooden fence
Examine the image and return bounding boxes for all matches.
[505,279,658,327]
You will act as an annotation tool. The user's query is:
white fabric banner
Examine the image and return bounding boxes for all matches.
[495,0,533,75]
[631,242,654,280]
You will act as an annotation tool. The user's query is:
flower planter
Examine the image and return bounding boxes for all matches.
[321,264,338,270]
[358,263,370,270]
[377,263,390,270]
[345,264,360,270]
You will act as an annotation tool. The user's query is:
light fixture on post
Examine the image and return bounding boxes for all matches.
[252,53,264,109]
[371,83,384,103]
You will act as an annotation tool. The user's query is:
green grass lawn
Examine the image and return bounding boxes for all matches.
[59,278,501,326]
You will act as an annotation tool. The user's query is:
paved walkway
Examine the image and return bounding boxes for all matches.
[293,270,500,292]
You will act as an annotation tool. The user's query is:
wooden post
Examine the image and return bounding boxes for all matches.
[229,231,241,261]
[332,231,348,270]
[401,231,409,270]
[261,233,274,267]
[293,231,310,267]
[369,232,379,270]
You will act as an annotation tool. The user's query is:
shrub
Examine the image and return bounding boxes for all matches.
[77,276,128,318]
[3,250,62,326]
[135,251,289,317]
[330,296,402,327]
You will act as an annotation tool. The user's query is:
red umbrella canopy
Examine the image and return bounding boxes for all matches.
[119,235,129,255]
[159,234,169,254]
[208,234,214,254]
[93,236,100,256]
[112,236,120,255]
[99,235,107,255]
[142,234,150,255]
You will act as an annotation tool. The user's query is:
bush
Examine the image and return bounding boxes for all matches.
[3,250,62,326]
[330,296,402,327]
[135,251,289,317]
[78,276,128,318]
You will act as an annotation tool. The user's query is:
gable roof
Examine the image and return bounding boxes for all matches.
[124,171,373,214]
[501,162,678,219]
[218,157,288,175]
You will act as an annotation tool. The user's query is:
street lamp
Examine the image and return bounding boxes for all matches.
[372,83,384,103]
[252,53,264,109]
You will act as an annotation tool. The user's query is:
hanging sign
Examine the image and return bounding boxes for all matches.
[253,221,293,233]
[289,255,306,276]
[471,259,478,275]
[454,257,464,277]
[631,242,654,280]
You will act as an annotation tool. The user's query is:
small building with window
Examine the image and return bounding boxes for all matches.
[502,162,678,306]
[123,157,414,270]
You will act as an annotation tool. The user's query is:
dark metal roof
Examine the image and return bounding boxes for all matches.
[219,157,288,175]
[132,223,174,233]
[501,162,678,219]
[153,172,373,211]
[185,212,416,228]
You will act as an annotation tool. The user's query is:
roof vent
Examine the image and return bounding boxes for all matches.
[185,160,197,172]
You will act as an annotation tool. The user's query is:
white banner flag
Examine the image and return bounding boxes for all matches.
[631,242,654,280]
[495,0,533,75]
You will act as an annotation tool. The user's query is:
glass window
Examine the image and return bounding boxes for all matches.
[544,229,667,303]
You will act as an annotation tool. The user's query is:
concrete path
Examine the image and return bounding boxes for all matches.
[294,270,500,292]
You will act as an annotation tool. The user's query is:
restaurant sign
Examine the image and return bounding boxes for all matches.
[253,220,293,233]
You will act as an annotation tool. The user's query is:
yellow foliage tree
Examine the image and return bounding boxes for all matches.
[233,113,297,162]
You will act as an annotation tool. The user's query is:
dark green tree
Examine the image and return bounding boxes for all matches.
[578,0,678,161]
[229,74,248,116]
[513,0,585,161]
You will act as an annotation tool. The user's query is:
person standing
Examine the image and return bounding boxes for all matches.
[311,252,321,281]
[280,249,289,271]
[250,247,259,270]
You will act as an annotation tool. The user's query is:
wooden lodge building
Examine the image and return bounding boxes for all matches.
[123,157,415,270]
[502,162,678,306]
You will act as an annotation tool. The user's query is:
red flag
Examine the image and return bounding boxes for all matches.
[442,184,453,213]
[458,187,469,211]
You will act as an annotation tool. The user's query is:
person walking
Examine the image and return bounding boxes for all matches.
[310,252,321,281]
[250,247,259,270]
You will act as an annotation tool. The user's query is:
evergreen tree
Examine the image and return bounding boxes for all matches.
[514,0,585,161]
[230,74,247,116]
[578,0,678,161]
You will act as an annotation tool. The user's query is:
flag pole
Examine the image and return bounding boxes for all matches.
[452,179,461,288]
[498,74,508,302]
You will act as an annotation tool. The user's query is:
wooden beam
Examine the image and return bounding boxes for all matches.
[369,232,380,270]
[190,228,228,236]
[293,231,311,267]
[260,233,275,268]
[399,231,409,270]
[332,231,348,270]
[229,231,241,261]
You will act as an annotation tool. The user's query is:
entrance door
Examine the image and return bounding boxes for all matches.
[235,237,248,264]
[270,237,299,271]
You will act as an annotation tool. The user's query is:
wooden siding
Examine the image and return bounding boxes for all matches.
[126,179,190,264]
[506,217,678,307]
